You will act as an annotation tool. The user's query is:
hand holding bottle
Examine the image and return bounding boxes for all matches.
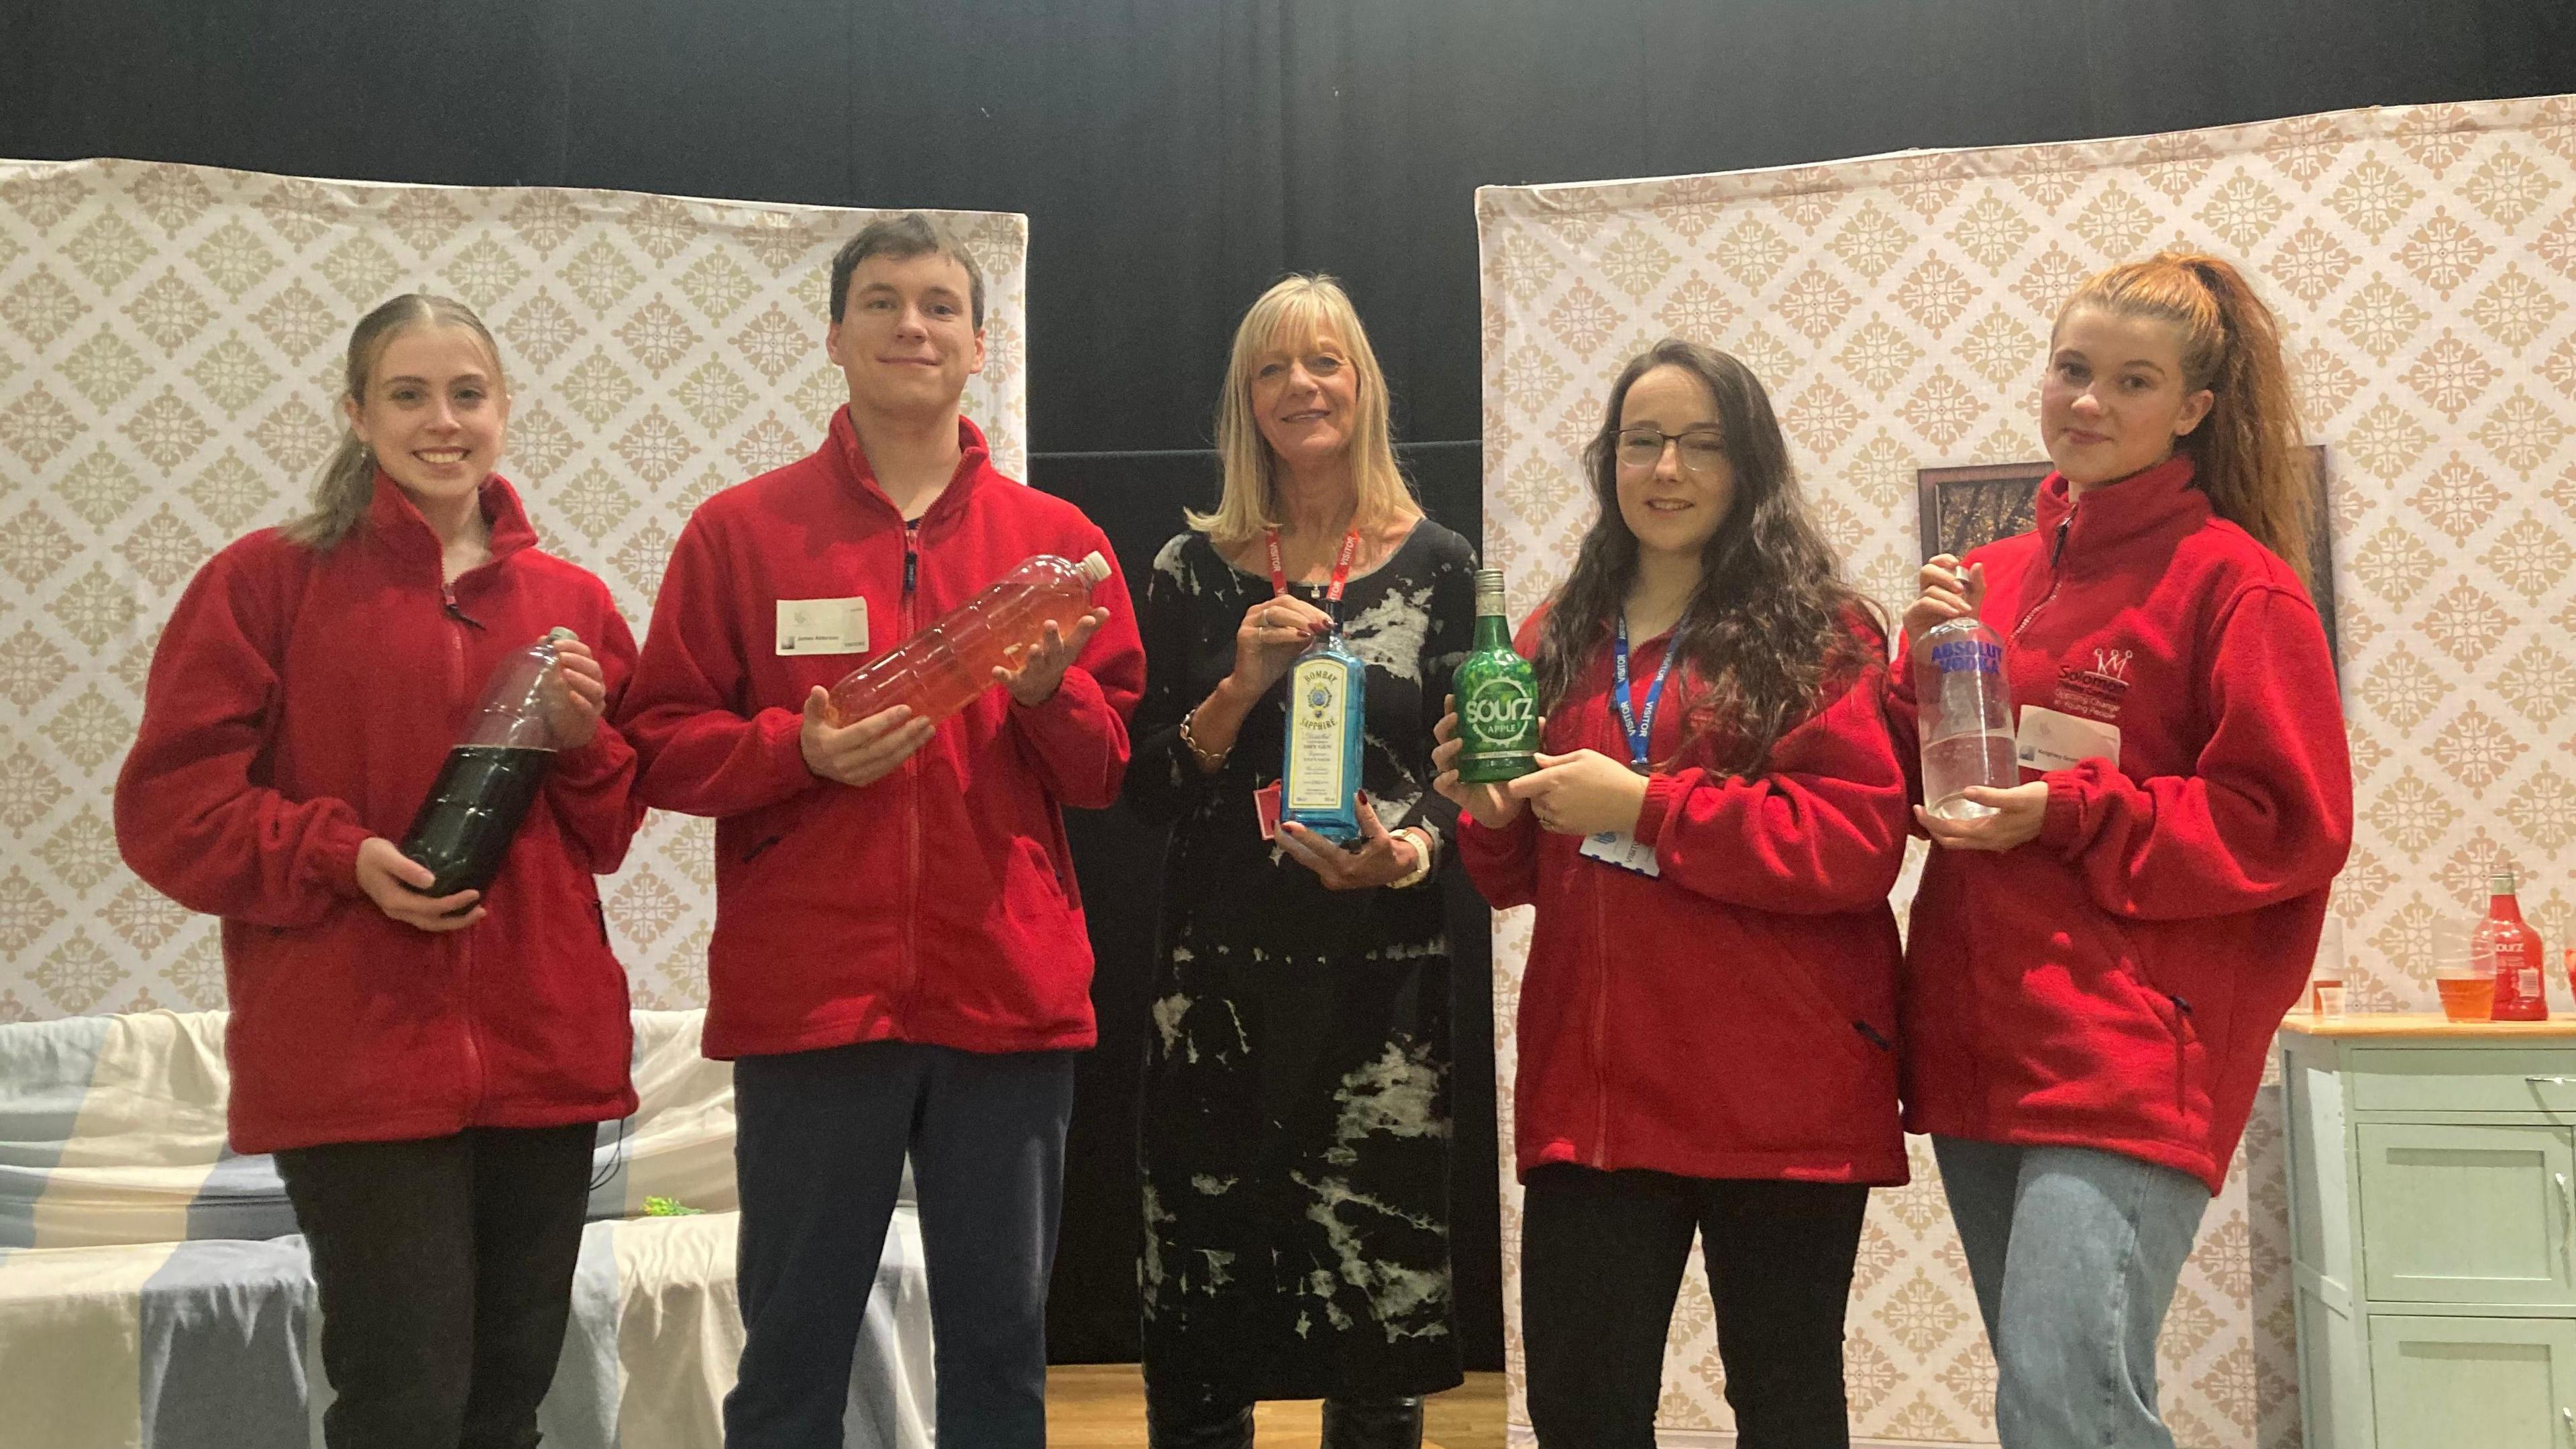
[1915,781,2049,850]
[1277,797,1421,891]
[1509,749,1649,837]
[541,637,607,749]
[356,836,485,932]
[1226,592,1334,702]
[996,607,1111,706]
[1432,696,1526,830]
[800,690,936,788]
[1905,553,1986,649]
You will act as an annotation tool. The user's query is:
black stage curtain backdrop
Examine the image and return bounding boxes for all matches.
[7,0,2571,1368]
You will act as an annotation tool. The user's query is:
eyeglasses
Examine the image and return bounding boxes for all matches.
[1614,427,1727,473]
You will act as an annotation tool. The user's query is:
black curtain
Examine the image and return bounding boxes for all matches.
[7,0,2570,1368]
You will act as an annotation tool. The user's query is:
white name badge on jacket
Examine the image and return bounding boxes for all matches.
[1578,829,1661,877]
[2016,704,2121,773]
[775,598,869,655]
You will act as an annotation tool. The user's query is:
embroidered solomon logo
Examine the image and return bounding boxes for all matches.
[2054,647,2135,723]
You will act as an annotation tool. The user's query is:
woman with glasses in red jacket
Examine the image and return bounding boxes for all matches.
[1888,251,2353,1449]
[1436,339,1909,1446]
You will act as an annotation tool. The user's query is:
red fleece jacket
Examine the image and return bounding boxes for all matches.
[1886,453,2353,1192]
[1458,608,1910,1186]
[116,473,643,1155]
[618,410,1144,1059]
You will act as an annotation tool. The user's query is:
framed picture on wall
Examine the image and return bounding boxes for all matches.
[1915,447,2340,665]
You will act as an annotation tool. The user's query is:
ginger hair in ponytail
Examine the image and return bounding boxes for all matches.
[282,293,506,551]
[2059,251,2313,592]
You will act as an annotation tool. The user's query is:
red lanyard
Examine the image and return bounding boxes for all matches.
[1266,528,1362,614]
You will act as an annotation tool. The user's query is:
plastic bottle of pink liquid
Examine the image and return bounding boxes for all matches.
[826,551,1112,727]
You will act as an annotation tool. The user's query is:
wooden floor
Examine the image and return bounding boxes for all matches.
[1046,1365,1507,1448]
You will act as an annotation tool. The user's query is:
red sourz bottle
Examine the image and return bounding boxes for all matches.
[2479,870,2549,1022]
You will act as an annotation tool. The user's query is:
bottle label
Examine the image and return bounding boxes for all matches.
[1462,678,1538,747]
[1285,657,1349,812]
[1929,638,2002,675]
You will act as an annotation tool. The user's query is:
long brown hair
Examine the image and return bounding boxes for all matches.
[282,293,506,551]
[2060,251,2312,590]
[1534,339,1876,775]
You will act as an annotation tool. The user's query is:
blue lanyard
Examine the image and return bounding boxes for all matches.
[1611,614,1674,772]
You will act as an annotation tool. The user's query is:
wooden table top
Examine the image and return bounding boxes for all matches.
[2280,1011,2576,1039]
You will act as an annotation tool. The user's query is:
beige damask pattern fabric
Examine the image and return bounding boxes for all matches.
[0,156,1027,1020]
[1479,95,2576,1446]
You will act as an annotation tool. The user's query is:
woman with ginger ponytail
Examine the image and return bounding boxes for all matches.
[1886,252,2352,1449]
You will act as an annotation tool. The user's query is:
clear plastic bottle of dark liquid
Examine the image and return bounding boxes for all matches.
[400,627,576,899]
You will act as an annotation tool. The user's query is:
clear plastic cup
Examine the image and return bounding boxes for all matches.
[2432,916,2493,1022]
[2309,915,2346,1016]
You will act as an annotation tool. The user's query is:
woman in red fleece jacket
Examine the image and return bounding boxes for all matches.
[1890,252,2352,1449]
[1435,340,1909,1446]
[115,294,643,1449]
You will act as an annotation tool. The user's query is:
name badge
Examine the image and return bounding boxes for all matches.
[2016,703,2121,773]
[775,598,868,656]
[1577,829,1660,877]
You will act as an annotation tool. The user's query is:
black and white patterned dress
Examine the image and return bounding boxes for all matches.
[1124,519,1477,1400]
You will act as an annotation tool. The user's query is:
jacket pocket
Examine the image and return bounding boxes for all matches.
[2096,916,2211,1137]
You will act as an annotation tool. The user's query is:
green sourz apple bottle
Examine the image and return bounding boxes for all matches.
[1452,568,1539,784]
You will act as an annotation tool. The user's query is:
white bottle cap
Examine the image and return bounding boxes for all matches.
[1078,551,1111,584]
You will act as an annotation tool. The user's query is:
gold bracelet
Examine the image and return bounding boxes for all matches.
[1178,703,1229,772]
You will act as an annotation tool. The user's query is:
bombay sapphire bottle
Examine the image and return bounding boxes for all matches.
[1279,623,1367,843]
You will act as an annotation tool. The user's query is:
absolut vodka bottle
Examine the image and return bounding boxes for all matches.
[1915,615,2017,820]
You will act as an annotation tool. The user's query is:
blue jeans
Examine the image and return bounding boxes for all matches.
[1932,1138,2211,1449]
[723,1040,1077,1449]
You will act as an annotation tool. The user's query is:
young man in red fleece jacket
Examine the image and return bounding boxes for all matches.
[618,214,1144,1448]
[1891,252,2351,1449]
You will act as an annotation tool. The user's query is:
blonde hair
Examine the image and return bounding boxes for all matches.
[284,293,507,551]
[2059,251,2313,592]
[1188,274,1419,547]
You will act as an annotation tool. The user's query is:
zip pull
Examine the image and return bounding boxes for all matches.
[2048,513,2072,568]
[902,519,920,598]
[440,583,486,630]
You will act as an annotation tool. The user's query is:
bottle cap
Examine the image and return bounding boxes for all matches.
[2492,870,2518,894]
[1474,568,1507,614]
[546,626,579,644]
[1077,551,1111,585]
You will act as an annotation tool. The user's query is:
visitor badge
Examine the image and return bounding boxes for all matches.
[2015,704,2119,773]
[1578,829,1660,877]
[775,598,868,655]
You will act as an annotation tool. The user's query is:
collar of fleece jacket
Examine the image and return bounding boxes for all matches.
[2030,451,2210,561]
[822,406,996,523]
[358,468,540,582]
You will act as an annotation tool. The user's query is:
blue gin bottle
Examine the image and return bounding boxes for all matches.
[1279,629,1366,843]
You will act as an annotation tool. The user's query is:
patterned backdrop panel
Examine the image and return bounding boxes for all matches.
[0,157,1028,1020]
[1478,95,2576,1446]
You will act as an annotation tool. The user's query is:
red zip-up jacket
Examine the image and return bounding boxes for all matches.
[1886,454,2353,1193]
[618,410,1144,1060]
[1457,608,1909,1185]
[115,472,643,1155]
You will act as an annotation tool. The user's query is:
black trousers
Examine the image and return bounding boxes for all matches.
[275,1123,598,1449]
[1520,1166,1870,1449]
